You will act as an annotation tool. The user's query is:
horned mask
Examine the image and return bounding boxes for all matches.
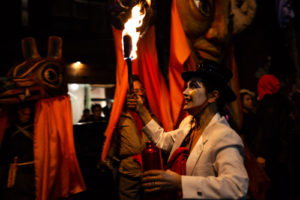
[0,36,67,104]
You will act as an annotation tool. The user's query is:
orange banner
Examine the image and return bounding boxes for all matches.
[101,26,173,161]
[34,95,86,200]
[168,0,191,126]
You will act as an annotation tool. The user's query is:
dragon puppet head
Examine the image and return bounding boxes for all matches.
[0,36,67,104]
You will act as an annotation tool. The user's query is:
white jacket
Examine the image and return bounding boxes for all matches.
[142,113,249,199]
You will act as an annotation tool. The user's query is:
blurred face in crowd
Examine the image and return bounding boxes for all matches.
[18,106,32,123]
[183,79,208,115]
[126,80,146,110]
[83,109,90,118]
[133,80,146,104]
[93,106,102,118]
[242,94,254,111]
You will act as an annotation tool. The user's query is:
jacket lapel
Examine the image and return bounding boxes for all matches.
[168,116,193,161]
[186,113,221,175]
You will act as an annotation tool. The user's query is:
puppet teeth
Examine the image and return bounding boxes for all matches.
[25,88,31,97]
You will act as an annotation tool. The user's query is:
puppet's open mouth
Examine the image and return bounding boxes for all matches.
[0,87,43,104]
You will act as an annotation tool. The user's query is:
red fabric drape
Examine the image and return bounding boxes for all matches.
[226,45,243,129]
[101,26,173,161]
[0,108,8,146]
[168,0,191,127]
[137,27,173,131]
[165,147,189,200]
[101,27,129,161]
[34,95,86,200]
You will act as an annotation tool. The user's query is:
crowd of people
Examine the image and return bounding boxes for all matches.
[102,67,300,200]
[79,103,108,123]
[239,74,299,200]
[1,64,299,200]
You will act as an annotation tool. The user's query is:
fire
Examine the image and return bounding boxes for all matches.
[146,0,151,6]
[122,2,147,60]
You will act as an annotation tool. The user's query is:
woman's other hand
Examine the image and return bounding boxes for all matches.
[142,169,182,192]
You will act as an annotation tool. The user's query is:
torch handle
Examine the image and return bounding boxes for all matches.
[126,58,133,92]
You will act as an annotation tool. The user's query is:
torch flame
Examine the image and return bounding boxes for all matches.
[122,2,147,60]
[146,0,151,6]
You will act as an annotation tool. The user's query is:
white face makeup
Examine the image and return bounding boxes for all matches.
[183,79,208,113]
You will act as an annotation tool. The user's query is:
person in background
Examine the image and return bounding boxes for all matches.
[254,74,294,200]
[239,89,258,150]
[89,104,105,122]
[105,75,153,200]
[79,108,91,122]
[0,101,36,200]
[129,61,248,199]
[240,89,256,113]
[103,102,113,121]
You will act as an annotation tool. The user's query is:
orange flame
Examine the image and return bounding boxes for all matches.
[146,0,151,6]
[122,2,147,60]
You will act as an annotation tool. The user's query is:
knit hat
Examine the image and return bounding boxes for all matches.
[257,74,280,101]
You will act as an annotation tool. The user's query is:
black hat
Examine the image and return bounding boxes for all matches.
[181,60,236,102]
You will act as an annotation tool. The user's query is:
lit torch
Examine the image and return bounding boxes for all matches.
[122,1,149,91]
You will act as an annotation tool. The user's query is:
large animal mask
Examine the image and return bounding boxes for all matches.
[176,0,256,64]
[109,0,256,65]
[0,36,67,104]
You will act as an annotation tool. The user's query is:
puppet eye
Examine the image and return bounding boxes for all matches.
[42,64,59,85]
[194,0,211,17]
[44,68,58,83]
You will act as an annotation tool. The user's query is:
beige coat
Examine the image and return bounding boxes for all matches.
[143,113,249,199]
[116,111,149,177]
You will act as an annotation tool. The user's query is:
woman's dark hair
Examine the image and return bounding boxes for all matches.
[83,108,90,113]
[200,78,227,113]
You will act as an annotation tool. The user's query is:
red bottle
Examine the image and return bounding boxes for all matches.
[142,141,163,171]
[142,141,164,200]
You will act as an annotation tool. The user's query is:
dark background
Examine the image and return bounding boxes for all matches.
[1,0,299,94]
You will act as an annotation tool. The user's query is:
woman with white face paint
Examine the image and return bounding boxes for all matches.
[129,60,249,199]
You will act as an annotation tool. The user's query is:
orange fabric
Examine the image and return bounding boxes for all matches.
[226,45,243,129]
[168,0,191,127]
[0,109,8,146]
[101,28,130,161]
[101,26,173,161]
[137,26,173,131]
[34,95,86,200]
